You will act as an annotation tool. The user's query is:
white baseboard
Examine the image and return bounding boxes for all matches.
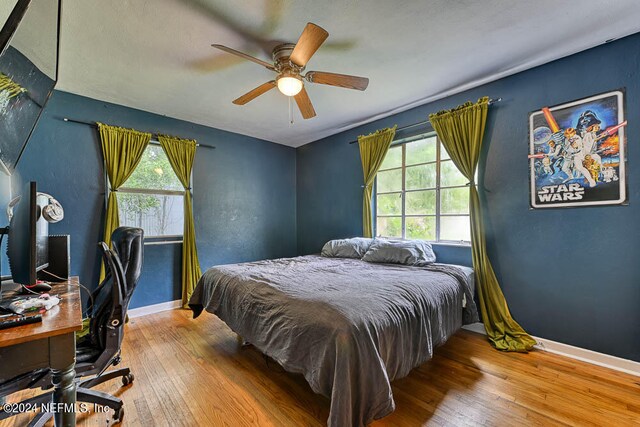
[128,299,182,318]
[462,323,640,377]
[462,322,487,335]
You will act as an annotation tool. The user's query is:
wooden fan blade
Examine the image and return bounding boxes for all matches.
[305,71,369,91]
[233,81,276,105]
[211,44,275,70]
[289,23,329,67]
[293,87,316,119]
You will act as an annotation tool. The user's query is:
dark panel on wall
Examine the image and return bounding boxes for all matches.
[14,90,297,309]
[297,33,640,361]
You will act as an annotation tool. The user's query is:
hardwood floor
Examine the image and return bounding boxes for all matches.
[2,309,640,426]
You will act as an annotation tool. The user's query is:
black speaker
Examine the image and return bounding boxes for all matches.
[38,235,70,281]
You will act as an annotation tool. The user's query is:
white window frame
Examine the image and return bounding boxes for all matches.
[375,132,471,243]
[109,140,186,241]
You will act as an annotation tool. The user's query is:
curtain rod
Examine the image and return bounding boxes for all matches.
[347,97,502,144]
[61,117,216,149]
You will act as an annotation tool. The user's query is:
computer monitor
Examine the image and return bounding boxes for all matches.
[6,181,49,285]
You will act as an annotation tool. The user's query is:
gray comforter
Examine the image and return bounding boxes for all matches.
[190,255,479,427]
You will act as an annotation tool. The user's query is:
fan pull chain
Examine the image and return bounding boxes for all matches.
[288,96,294,126]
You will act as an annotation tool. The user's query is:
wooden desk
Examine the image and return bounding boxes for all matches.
[0,279,83,427]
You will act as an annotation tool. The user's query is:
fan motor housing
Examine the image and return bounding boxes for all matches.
[272,43,304,75]
[272,43,295,62]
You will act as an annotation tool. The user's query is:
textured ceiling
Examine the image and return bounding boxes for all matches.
[8,0,58,78]
[52,0,640,147]
[0,1,18,27]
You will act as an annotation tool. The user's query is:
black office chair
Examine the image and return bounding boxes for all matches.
[0,227,144,426]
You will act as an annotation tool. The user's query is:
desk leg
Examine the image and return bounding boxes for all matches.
[50,333,76,427]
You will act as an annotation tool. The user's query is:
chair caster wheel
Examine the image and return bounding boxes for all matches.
[122,373,134,386]
[113,407,124,423]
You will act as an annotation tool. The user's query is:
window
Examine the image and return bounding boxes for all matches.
[375,134,471,242]
[117,144,184,238]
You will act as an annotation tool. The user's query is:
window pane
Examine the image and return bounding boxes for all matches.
[406,190,436,215]
[376,216,402,238]
[377,193,402,216]
[406,137,437,165]
[440,142,451,160]
[440,160,467,187]
[123,145,183,191]
[406,164,436,190]
[406,216,436,240]
[119,193,184,236]
[380,145,402,170]
[441,187,469,214]
[441,216,471,241]
[377,169,402,192]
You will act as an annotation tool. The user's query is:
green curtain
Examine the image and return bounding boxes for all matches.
[429,97,536,352]
[98,123,151,280]
[358,126,397,237]
[0,73,26,99]
[158,135,202,307]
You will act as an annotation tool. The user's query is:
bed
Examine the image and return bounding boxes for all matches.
[190,254,479,427]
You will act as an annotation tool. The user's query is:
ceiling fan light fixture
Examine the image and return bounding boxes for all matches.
[277,75,303,96]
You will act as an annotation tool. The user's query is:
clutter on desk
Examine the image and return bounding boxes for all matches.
[6,294,61,315]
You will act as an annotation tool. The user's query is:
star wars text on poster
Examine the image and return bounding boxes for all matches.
[537,183,584,202]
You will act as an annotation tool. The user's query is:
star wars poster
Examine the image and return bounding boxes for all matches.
[529,90,627,208]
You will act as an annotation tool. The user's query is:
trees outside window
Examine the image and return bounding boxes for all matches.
[375,134,471,242]
[118,144,184,237]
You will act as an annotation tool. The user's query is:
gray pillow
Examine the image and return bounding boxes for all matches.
[362,239,436,266]
[321,238,373,258]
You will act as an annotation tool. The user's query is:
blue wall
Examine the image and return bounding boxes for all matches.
[14,90,297,309]
[297,33,640,362]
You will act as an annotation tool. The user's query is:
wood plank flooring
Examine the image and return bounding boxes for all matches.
[2,309,639,426]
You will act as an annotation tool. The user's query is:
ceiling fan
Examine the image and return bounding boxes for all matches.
[212,22,369,120]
